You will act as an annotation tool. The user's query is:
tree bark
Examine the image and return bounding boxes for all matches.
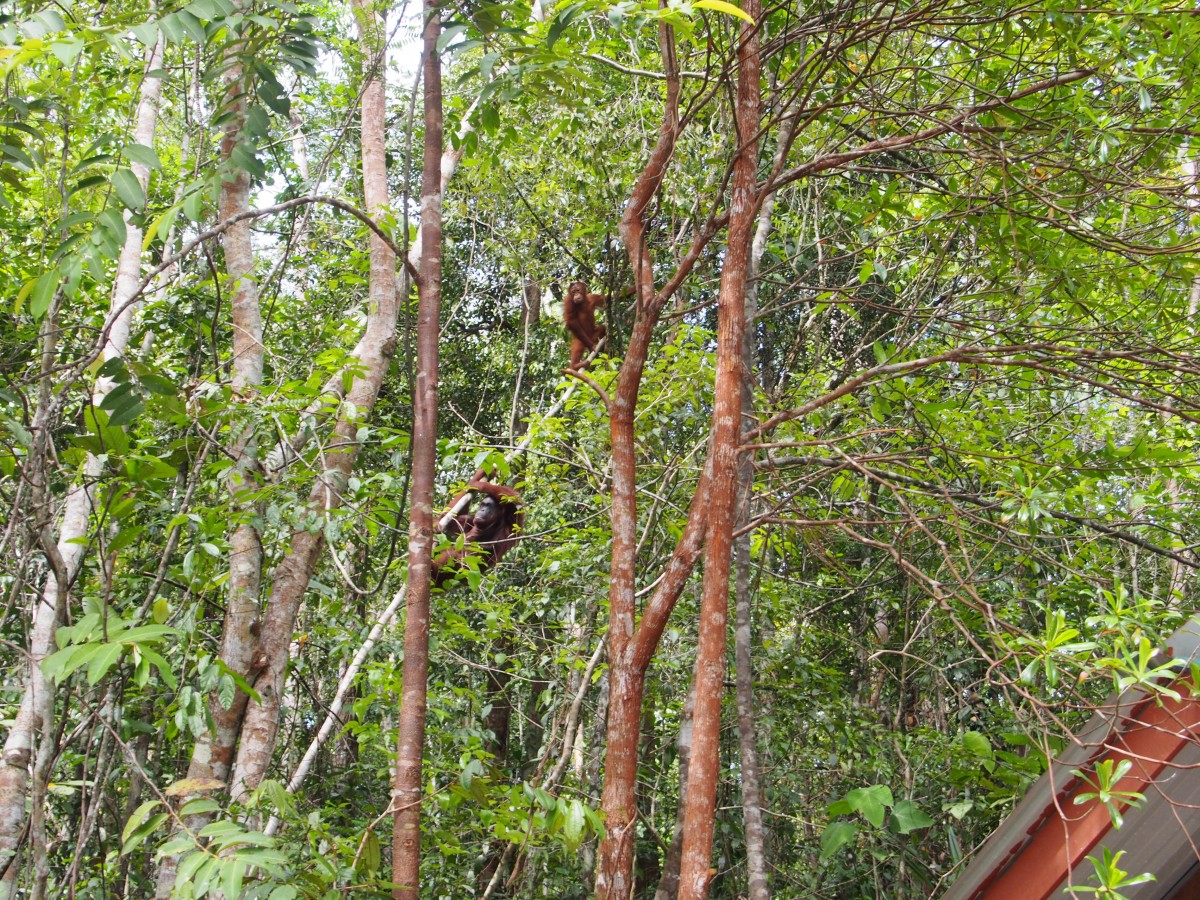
[0,34,165,900]
[154,12,265,888]
[677,3,762,896]
[653,685,695,900]
[392,2,442,895]
[594,20,683,898]
[225,0,398,805]
[729,91,798,900]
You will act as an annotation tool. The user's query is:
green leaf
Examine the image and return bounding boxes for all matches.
[122,800,162,847]
[42,642,104,683]
[122,812,167,854]
[111,624,180,644]
[174,851,210,886]
[49,35,85,66]
[891,799,934,834]
[693,0,755,22]
[137,647,177,690]
[218,673,236,710]
[173,9,207,43]
[819,821,857,861]
[961,730,995,772]
[546,2,582,49]
[178,798,221,817]
[562,799,586,850]
[123,142,161,172]
[184,189,205,221]
[29,269,59,320]
[130,20,159,45]
[111,168,145,212]
[846,785,894,828]
[107,400,146,428]
[87,642,124,684]
[358,830,381,875]
[436,24,466,52]
[221,858,246,899]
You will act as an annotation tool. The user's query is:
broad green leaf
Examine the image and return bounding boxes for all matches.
[892,800,934,834]
[819,821,857,861]
[178,798,220,818]
[111,168,145,211]
[123,142,161,171]
[562,799,586,850]
[221,858,246,899]
[121,812,167,854]
[107,400,145,428]
[87,641,124,684]
[363,829,382,874]
[137,647,177,689]
[122,800,161,846]
[846,785,894,828]
[30,269,59,320]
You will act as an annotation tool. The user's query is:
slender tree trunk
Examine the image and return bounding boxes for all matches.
[677,5,762,896]
[653,685,695,900]
[729,92,798,900]
[0,35,165,900]
[733,500,769,900]
[392,2,441,895]
[191,0,265,785]
[226,0,399,805]
[594,20,682,898]
[154,13,265,889]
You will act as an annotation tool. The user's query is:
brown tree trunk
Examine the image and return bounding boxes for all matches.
[677,4,762,896]
[225,0,399,805]
[733,503,769,900]
[593,19,683,898]
[392,1,442,895]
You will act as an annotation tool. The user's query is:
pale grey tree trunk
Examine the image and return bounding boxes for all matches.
[730,96,800,900]
[226,0,398,806]
[0,34,165,900]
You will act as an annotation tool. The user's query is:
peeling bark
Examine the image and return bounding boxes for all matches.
[594,19,683,897]
[678,4,761,895]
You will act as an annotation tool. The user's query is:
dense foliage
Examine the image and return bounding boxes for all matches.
[3,0,1200,896]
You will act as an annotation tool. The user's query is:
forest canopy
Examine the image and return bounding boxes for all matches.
[2,0,1200,896]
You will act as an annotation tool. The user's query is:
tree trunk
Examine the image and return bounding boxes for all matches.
[677,3,762,895]
[594,20,683,897]
[392,1,442,895]
[226,0,399,805]
[653,685,695,900]
[0,34,165,900]
[729,90,799,900]
[155,12,264,888]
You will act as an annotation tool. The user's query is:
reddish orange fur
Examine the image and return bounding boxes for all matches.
[563,281,607,370]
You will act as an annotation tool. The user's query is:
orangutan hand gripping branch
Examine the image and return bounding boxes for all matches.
[563,281,607,370]
[432,477,525,589]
